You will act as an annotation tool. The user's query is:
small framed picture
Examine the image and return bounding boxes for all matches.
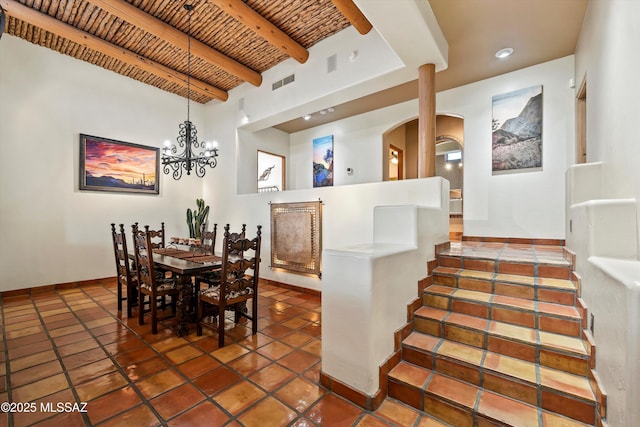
[257,150,285,193]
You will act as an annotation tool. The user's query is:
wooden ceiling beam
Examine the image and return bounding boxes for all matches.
[211,0,309,64]
[88,0,262,86]
[1,0,228,101]
[331,0,372,35]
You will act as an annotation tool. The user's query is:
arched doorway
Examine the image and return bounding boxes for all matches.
[382,114,464,240]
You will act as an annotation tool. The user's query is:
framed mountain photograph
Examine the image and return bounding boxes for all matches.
[491,85,543,174]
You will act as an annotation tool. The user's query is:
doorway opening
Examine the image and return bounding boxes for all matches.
[382,114,464,240]
[576,77,587,163]
[389,145,403,180]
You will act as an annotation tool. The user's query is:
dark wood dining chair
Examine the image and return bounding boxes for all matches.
[131,224,179,334]
[111,223,137,317]
[133,222,166,249]
[196,224,261,347]
[200,223,218,255]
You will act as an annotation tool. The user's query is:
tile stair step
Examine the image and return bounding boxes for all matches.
[401,331,596,419]
[423,284,582,337]
[432,267,577,306]
[388,361,595,426]
[436,252,572,280]
[413,306,589,376]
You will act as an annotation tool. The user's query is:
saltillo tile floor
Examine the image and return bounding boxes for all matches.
[1,280,443,426]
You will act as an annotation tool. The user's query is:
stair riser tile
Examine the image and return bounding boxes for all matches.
[444,325,485,349]
[414,318,443,337]
[487,336,537,363]
[541,390,596,425]
[424,396,474,427]
[463,259,495,272]
[491,307,535,329]
[402,346,434,370]
[483,372,538,405]
[538,288,576,306]
[539,350,588,376]
[476,418,507,427]
[433,275,456,288]
[451,300,489,319]
[539,316,581,337]
[423,294,450,310]
[439,256,462,268]
[494,282,535,300]
[457,277,493,294]
[497,262,535,277]
[388,379,423,410]
[434,358,481,386]
[538,265,572,280]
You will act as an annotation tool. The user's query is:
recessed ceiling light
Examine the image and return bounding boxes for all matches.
[495,47,514,59]
[303,114,311,120]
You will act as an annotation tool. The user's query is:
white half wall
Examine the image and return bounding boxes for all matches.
[0,36,203,291]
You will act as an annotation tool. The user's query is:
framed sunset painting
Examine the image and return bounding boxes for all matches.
[79,134,160,194]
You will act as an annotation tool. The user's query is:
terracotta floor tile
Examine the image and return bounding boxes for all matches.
[86,386,143,425]
[215,380,267,415]
[167,401,230,427]
[68,358,118,386]
[96,403,161,427]
[275,377,325,411]
[150,383,205,420]
[301,339,322,357]
[237,396,297,427]
[11,373,69,403]
[278,349,321,374]
[62,347,108,370]
[539,367,594,400]
[389,362,431,389]
[426,374,479,409]
[261,323,295,339]
[57,337,100,357]
[279,331,314,348]
[10,360,63,388]
[436,340,484,365]
[305,393,363,427]
[355,414,393,427]
[375,399,420,427]
[211,343,251,363]
[193,366,241,396]
[248,363,296,391]
[135,369,185,400]
[257,340,296,360]
[124,357,171,382]
[76,370,130,401]
[7,339,53,360]
[114,346,157,367]
[238,332,275,349]
[27,410,86,427]
[164,344,204,365]
[483,352,537,383]
[12,388,76,427]
[175,354,220,379]
[477,390,539,426]
[228,352,272,376]
[10,350,58,372]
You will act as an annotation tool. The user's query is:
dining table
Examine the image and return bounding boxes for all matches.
[147,246,222,337]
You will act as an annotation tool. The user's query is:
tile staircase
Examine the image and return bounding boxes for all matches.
[387,240,608,427]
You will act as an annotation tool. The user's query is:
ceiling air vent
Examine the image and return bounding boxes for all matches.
[271,74,295,91]
[327,54,337,73]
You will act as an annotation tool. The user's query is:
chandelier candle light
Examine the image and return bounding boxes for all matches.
[162,4,219,179]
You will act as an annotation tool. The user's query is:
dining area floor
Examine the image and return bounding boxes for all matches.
[0,279,441,427]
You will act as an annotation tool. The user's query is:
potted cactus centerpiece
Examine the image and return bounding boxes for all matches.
[187,198,209,239]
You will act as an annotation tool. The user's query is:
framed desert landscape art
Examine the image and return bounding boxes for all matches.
[79,134,160,194]
[491,85,543,174]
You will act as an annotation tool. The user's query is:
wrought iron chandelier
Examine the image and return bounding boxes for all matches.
[162,4,218,180]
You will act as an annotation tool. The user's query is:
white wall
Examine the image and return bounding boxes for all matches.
[0,36,202,291]
[288,102,420,189]
[437,56,576,239]
[574,0,640,239]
